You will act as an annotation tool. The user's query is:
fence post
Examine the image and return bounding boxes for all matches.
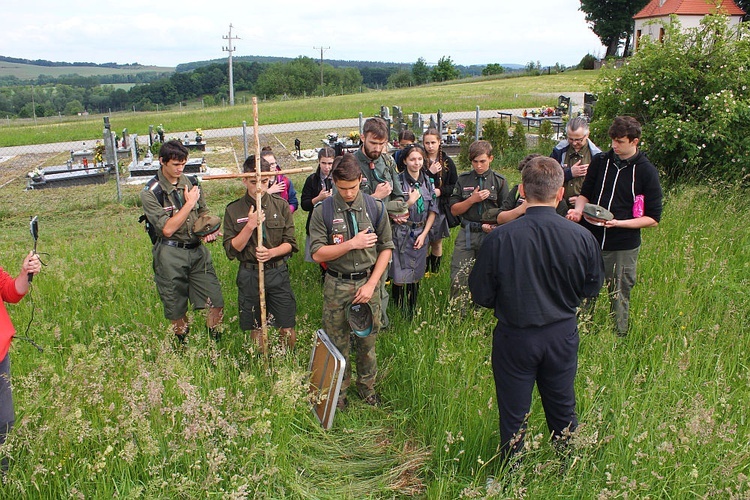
[242,121,248,160]
[358,113,363,136]
[475,106,481,142]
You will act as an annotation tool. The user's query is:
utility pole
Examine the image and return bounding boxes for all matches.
[313,45,330,96]
[223,24,240,106]
[31,85,37,125]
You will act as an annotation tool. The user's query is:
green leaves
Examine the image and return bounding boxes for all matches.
[592,15,750,182]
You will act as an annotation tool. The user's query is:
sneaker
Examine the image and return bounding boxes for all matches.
[363,393,381,407]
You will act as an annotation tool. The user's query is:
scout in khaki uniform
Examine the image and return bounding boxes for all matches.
[222,155,298,353]
[140,140,224,343]
[448,140,509,299]
[309,153,394,410]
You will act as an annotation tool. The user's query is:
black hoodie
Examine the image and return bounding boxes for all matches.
[580,150,663,251]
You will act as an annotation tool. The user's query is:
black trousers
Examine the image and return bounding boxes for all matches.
[491,322,579,458]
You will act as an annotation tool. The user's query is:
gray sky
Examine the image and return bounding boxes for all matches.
[4,0,605,68]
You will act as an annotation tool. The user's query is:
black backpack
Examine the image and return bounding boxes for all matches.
[138,175,199,244]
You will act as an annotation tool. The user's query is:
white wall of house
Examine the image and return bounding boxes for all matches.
[634,14,744,50]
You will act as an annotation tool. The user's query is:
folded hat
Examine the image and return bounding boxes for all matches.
[347,302,373,338]
[582,203,613,226]
[193,214,221,236]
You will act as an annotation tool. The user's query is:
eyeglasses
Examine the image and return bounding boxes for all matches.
[568,136,587,144]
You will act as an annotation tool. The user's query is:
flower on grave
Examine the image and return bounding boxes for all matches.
[195,128,203,138]
[156,124,164,133]
[93,140,105,164]
[326,132,338,142]
[27,168,44,180]
[348,131,360,142]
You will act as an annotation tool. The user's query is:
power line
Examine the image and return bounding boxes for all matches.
[223,24,240,106]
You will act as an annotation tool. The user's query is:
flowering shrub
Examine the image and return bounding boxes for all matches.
[591,15,750,183]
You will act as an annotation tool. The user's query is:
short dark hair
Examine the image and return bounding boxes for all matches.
[159,140,188,163]
[397,143,427,170]
[469,140,493,161]
[609,116,641,141]
[518,153,542,173]
[242,154,271,174]
[521,156,564,203]
[331,153,363,182]
[362,117,389,140]
[398,129,416,143]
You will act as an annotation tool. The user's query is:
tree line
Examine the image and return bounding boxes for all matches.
[0,55,544,118]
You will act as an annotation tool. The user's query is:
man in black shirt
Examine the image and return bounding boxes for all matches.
[469,156,604,463]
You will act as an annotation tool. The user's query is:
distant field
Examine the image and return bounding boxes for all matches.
[0,61,174,80]
[0,70,599,147]
[106,83,138,91]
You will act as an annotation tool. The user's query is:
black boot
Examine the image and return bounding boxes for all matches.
[406,283,419,320]
[426,255,436,274]
[392,284,404,309]
[432,255,442,273]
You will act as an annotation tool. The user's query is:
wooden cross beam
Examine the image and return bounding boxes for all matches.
[201,166,314,180]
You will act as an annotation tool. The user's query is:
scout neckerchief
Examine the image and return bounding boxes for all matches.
[406,172,425,214]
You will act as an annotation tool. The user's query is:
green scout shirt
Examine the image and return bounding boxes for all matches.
[449,169,509,223]
[563,142,593,203]
[308,191,395,275]
[222,192,298,263]
[141,169,208,244]
[354,149,408,216]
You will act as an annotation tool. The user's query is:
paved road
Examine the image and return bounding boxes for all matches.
[0,94,584,157]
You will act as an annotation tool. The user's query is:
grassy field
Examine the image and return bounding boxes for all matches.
[0,143,748,497]
[0,70,597,147]
[0,61,174,80]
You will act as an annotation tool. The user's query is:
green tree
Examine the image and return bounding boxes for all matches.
[580,0,650,57]
[412,57,430,85]
[457,120,477,169]
[737,0,750,21]
[431,56,461,82]
[579,53,597,70]
[524,61,541,75]
[509,121,527,151]
[591,15,750,182]
[387,69,413,88]
[482,63,505,76]
[63,99,84,116]
[537,120,556,151]
[482,119,509,156]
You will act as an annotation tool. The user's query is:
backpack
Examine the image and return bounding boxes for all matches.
[139,174,199,244]
[319,194,385,241]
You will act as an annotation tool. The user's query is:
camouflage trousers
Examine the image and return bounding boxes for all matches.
[322,273,382,399]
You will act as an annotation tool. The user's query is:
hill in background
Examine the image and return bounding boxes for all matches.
[178,55,525,75]
[0,56,174,80]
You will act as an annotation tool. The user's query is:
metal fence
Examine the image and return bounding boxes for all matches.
[0,97,586,196]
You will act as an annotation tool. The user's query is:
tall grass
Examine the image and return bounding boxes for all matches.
[0,138,748,496]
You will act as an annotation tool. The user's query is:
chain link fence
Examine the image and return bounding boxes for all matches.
[0,96,585,196]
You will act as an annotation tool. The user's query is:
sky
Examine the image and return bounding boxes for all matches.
[3,0,606,68]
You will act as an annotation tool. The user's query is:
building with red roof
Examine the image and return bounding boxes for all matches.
[633,0,745,50]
